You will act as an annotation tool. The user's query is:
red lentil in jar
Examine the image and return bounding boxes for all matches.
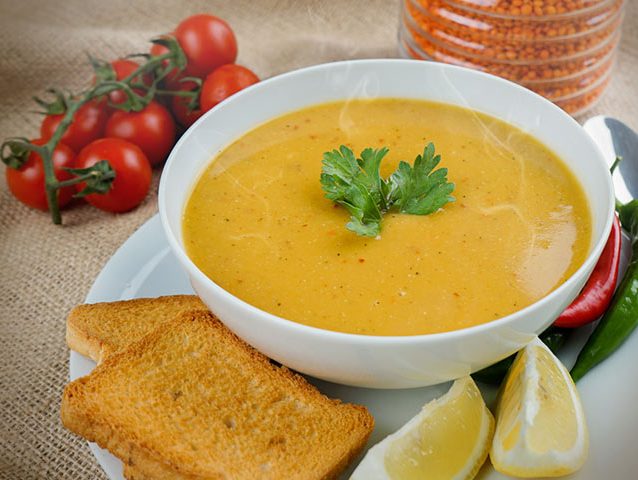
[399,0,625,115]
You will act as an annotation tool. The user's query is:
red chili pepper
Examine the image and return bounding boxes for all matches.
[554,215,622,328]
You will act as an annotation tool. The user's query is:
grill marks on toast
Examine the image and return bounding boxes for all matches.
[62,310,374,479]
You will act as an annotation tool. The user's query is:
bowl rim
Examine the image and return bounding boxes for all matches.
[158,58,615,345]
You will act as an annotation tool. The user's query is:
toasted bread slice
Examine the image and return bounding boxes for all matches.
[66,295,207,363]
[62,311,374,479]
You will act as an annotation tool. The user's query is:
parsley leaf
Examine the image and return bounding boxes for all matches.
[320,145,386,236]
[320,142,454,237]
[388,143,455,215]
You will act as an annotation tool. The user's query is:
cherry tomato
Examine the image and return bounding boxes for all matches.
[105,59,153,105]
[75,138,151,213]
[5,139,76,211]
[105,100,176,167]
[200,65,259,112]
[171,84,204,128]
[40,100,109,153]
[174,14,237,78]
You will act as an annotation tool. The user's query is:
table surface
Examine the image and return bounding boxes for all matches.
[0,1,636,478]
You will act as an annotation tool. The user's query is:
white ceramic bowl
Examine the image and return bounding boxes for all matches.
[159,59,614,389]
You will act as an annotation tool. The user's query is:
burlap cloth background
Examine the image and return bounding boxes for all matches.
[0,0,636,478]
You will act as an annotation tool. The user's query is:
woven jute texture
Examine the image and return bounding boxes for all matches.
[0,0,636,478]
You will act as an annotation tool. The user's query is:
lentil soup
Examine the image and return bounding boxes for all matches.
[182,99,591,336]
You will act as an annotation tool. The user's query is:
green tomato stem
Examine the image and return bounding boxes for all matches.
[55,169,115,189]
[122,52,172,82]
[154,89,197,97]
[42,91,91,224]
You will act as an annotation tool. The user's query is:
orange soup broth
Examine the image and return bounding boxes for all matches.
[183,99,591,336]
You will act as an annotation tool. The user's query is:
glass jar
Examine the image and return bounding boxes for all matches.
[399,0,625,116]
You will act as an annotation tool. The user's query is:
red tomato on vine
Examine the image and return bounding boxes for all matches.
[200,64,259,112]
[105,101,176,167]
[171,84,204,128]
[75,138,151,213]
[5,139,76,211]
[174,14,237,78]
[40,100,109,153]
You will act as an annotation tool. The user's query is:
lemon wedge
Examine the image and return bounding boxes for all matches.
[350,376,494,480]
[490,336,589,477]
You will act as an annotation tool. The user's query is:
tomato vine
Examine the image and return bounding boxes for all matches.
[1,36,197,225]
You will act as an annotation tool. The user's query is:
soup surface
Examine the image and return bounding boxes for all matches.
[183,99,591,336]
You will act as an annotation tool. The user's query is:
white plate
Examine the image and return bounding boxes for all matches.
[70,214,638,479]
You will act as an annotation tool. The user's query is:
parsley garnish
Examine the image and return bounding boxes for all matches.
[320,143,455,236]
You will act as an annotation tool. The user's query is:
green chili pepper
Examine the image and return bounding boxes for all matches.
[571,201,638,382]
[617,199,638,233]
[473,327,569,385]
